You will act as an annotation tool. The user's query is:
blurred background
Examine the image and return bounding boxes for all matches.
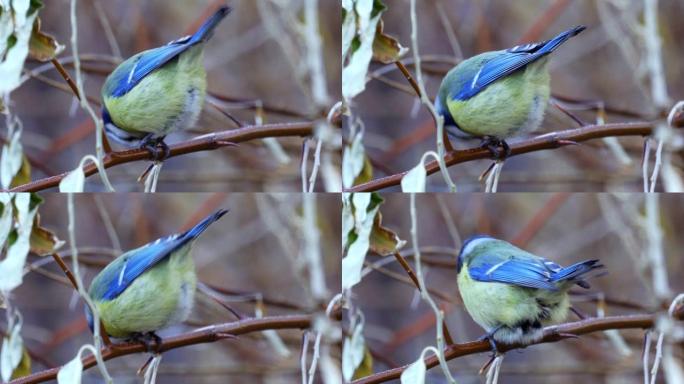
[352,193,683,383]
[13,0,341,191]
[352,0,684,191]
[7,193,340,383]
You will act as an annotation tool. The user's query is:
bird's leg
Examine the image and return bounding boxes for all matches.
[140,135,170,162]
[480,137,511,160]
[500,140,512,158]
[477,326,505,375]
[146,332,163,353]
[478,325,503,355]
[130,332,163,353]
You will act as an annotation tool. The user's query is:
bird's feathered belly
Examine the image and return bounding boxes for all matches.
[458,267,569,345]
[95,249,197,338]
[102,50,206,144]
[446,61,550,139]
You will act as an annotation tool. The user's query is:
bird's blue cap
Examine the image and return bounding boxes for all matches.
[457,234,494,273]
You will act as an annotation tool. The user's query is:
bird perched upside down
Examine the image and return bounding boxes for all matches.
[435,26,586,158]
[456,235,604,351]
[101,6,232,160]
[86,209,228,343]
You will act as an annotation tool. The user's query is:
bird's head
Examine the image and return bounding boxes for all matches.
[457,235,495,273]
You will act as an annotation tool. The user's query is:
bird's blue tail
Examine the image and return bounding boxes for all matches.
[185,209,229,239]
[189,6,232,44]
[538,25,586,55]
[551,259,603,287]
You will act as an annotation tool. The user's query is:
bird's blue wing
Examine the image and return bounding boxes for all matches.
[467,253,560,291]
[108,40,192,98]
[454,25,585,100]
[453,47,545,101]
[94,233,189,301]
[91,209,228,301]
[107,6,231,98]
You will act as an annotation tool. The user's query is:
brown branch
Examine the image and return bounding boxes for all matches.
[347,121,663,192]
[395,61,422,98]
[10,314,312,384]
[8,122,314,192]
[50,58,80,101]
[48,253,78,290]
[352,308,684,384]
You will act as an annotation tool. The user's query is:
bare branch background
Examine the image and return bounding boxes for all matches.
[1,193,341,383]
[348,193,683,382]
[349,0,684,192]
[9,0,341,191]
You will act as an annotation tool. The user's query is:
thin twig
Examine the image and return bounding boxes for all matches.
[10,315,313,384]
[8,122,314,192]
[49,59,80,100]
[347,121,667,192]
[352,309,684,384]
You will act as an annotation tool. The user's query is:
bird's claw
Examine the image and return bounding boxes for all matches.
[131,332,163,353]
[480,137,511,160]
[141,137,170,162]
[478,333,500,355]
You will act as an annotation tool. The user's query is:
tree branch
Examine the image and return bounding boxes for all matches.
[347,121,667,192]
[10,314,312,384]
[352,308,684,384]
[8,122,314,192]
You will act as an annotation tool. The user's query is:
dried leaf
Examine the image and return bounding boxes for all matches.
[342,0,388,101]
[372,19,407,64]
[352,347,373,380]
[10,348,31,380]
[353,154,373,186]
[0,194,39,292]
[0,320,23,382]
[342,318,366,381]
[0,0,43,93]
[9,155,31,188]
[0,125,24,189]
[29,17,64,62]
[369,211,405,256]
[30,213,63,256]
[342,192,383,290]
[342,129,366,189]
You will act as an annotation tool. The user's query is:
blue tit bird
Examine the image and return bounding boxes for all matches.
[456,235,603,351]
[86,209,228,341]
[101,6,231,159]
[435,25,586,157]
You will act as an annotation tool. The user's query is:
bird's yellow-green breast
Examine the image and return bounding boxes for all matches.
[91,244,197,338]
[102,45,207,136]
[457,264,570,331]
[443,54,550,138]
